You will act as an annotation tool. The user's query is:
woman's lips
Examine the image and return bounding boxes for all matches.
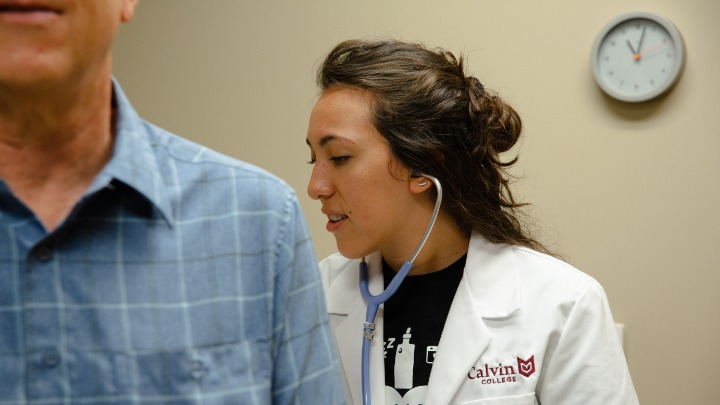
[326,213,348,232]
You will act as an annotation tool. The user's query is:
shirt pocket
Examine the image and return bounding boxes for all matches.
[459,392,537,405]
[68,340,271,400]
[133,340,271,396]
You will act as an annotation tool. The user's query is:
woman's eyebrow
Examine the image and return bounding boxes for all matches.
[306,134,353,148]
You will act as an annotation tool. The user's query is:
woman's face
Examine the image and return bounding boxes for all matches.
[306,86,428,260]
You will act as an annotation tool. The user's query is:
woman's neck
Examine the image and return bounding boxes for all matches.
[382,211,469,275]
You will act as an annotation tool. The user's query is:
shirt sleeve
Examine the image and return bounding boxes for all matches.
[270,190,346,404]
[537,281,639,405]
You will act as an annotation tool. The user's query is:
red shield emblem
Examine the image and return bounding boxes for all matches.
[517,356,536,378]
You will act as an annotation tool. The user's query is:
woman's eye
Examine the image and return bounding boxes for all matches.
[329,156,349,164]
[306,155,349,165]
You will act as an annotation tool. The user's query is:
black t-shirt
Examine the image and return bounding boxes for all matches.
[382,254,466,402]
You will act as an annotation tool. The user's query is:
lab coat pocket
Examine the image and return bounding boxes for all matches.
[459,392,537,405]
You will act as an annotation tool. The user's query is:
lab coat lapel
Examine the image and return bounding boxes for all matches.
[331,253,385,405]
[425,234,523,404]
[424,274,491,404]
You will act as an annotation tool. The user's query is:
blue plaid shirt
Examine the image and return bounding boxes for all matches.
[0,80,345,404]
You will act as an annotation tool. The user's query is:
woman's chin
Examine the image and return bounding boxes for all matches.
[335,242,369,260]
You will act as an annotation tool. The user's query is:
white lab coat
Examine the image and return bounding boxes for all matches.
[320,234,639,405]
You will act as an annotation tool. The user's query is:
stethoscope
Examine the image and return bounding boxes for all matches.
[358,174,442,405]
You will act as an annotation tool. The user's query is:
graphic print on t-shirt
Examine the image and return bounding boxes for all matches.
[394,328,415,389]
[384,326,438,405]
[382,253,466,405]
[384,385,427,405]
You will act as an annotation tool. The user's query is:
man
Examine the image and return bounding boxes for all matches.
[0,1,345,403]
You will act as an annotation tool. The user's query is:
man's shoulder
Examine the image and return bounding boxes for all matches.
[144,121,292,195]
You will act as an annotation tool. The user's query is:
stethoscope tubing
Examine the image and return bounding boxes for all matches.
[359,175,442,405]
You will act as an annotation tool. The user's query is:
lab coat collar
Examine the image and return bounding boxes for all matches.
[462,233,524,319]
[325,234,523,317]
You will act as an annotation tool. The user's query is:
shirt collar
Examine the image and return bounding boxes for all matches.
[96,77,173,225]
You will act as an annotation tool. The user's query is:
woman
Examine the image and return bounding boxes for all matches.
[305,39,638,405]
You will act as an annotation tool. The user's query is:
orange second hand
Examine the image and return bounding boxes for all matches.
[640,42,668,57]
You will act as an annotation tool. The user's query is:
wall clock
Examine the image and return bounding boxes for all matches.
[591,11,686,103]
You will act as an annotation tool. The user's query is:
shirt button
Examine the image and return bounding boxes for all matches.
[190,360,206,380]
[35,245,53,262]
[43,351,60,368]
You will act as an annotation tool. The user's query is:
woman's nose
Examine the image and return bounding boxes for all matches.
[307,164,332,200]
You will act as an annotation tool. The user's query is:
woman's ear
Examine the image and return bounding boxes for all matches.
[409,175,432,194]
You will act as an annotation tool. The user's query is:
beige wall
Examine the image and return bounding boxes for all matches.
[112,1,720,404]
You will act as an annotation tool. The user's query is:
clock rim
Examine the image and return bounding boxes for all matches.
[591,11,686,103]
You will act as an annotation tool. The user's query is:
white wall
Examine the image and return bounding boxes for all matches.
[112,1,720,404]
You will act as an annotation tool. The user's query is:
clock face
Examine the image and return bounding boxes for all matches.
[592,13,685,102]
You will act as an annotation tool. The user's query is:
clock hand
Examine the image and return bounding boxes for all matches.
[637,26,646,53]
[627,27,645,62]
[626,39,637,56]
[639,42,668,58]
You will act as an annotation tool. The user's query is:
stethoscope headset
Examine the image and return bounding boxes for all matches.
[358,173,442,405]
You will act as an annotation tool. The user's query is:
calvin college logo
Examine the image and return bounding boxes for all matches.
[517,356,536,377]
[467,355,536,385]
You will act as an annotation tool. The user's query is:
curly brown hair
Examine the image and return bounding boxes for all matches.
[317,39,549,254]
